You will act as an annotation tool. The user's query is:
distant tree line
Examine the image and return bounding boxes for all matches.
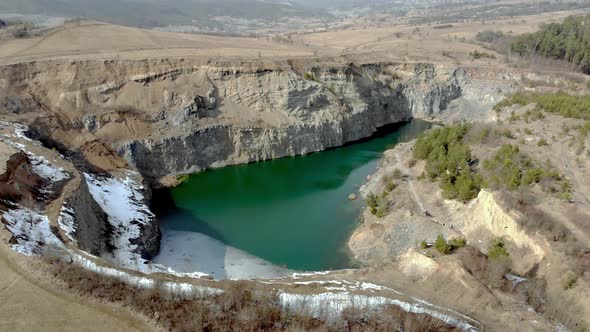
[511,15,590,74]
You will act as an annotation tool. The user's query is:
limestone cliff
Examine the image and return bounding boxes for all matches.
[0,60,512,182]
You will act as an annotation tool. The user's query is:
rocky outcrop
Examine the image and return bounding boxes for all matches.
[59,177,113,256]
[402,63,465,118]
[83,172,162,264]
[0,152,47,206]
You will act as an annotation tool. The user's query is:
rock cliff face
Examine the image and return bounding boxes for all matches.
[120,63,471,179]
[58,176,114,256]
[0,60,508,182]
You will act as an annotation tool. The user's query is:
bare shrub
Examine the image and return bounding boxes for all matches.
[457,246,509,289]
[342,304,457,331]
[487,257,510,289]
[46,259,458,331]
[561,271,578,290]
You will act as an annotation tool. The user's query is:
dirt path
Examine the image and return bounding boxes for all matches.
[553,140,590,244]
[558,141,590,206]
[396,152,427,214]
[0,243,154,332]
[395,151,466,237]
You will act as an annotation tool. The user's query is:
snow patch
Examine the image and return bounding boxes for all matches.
[358,281,402,294]
[2,206,64,255]
[292,271,331,278]
[28,153,69,182]
[12,123,32,141]
[506,273,527,285]
[82,173,213,279]
[278,291,479,331]
[0,122,69,183]
[84,172,154,271]
[266,278,478,328]
[72,253,222,298]
[58,205,77,242]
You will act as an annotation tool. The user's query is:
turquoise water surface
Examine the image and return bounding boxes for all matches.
[155,120,430,271]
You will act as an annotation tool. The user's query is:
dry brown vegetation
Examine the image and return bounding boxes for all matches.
[503,192,582,252]
[46,257,456,332]
[456,246,510,290]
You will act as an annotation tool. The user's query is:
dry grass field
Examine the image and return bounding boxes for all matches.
[0,8,587,66]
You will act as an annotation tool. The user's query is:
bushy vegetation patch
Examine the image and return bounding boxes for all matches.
[432,24,453,29]
[469,50,496,60]
[494,127,514,139]
[434,234,466,254]
[366,191,389,218]
[415,124,573,202]
[414,125,484,202]
[511,15,590,74]
[494,92,590,120]
[487,239,509,260]
[482,144,572,200]
[434,234,450,254]
[382,173,399,192]
[537,138,548,146]
[488,261,510,289]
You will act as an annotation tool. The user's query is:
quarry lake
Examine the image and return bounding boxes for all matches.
[153,120,431,278]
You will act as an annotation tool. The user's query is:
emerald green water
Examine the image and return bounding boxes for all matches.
[156,120,430,271]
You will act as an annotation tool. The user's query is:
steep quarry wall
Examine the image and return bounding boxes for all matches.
[0,59,511,182]
[0,122,160,265]
[56,176,114,256]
